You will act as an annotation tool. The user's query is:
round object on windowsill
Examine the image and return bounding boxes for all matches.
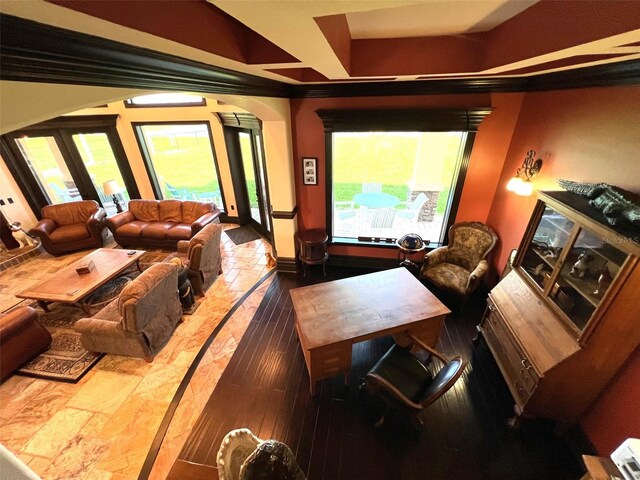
[396,233,426,253]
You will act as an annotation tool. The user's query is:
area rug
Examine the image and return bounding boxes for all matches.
[224,226,261,245]
[17,303,105,383]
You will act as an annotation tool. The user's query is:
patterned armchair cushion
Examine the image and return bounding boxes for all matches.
[421,263,470,295]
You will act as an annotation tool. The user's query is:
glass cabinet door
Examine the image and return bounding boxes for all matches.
[521,206,575,290]
[549,229,626,331]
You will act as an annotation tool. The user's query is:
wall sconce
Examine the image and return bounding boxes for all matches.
[506,149,543,196]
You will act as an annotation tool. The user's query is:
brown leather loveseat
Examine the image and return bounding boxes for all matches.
[29,200,107,256]
[106,199,221,249]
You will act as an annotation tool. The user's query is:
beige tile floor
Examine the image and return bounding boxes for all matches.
[0,225,275,479]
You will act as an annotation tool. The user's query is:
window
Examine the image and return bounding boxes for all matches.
[318,108,491,246]
[134,122,225,210]
[125,93,206,107]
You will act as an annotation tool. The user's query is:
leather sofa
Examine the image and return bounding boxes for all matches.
[29,200,107,256]
[106,199,221,249]
[174,223,223,296]
[74,262,182,361]
[1,306,52,381]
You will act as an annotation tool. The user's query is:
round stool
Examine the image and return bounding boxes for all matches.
[297,229,328,276]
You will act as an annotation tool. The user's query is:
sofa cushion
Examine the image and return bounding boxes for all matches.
[166,223,192,240]
[159,200,183,222]
[141,222,175,239]
[42,200,99,226]
[116,220,150,237]
[49,223,90,242]
[182,201,212,223]
[130,199,160,222]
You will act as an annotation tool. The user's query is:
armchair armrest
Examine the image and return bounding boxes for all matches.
[177,240,190,254]
[74,316,123,337]
[29,218,57,237]
[406,332,449,364]
[87,207,106,226]
[419,246,448,277]
[466,259,489,293]
[0,307,39,343]
[105,211,134,232]
[191,210,220,235]
[366,372,423,411]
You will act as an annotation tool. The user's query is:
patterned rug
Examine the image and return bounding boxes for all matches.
[16,276,133,383]
[224,226,261,245]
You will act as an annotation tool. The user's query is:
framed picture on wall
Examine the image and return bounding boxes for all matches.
[302,157,317,185]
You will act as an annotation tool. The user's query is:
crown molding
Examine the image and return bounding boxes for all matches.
[1,14,639,100]
[0,14,290,98]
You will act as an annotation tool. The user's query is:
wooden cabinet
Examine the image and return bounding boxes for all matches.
[479,190,640,423]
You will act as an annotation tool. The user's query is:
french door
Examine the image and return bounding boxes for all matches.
[2,116,139,218]
[224,126,272,240]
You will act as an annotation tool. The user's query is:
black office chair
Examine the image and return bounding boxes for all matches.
[362,332,466,428]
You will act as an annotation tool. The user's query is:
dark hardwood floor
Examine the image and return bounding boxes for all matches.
[168,267,584,480]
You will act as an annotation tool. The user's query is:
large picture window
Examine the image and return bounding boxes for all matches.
[134,122,225,211]
[318,108,491,246]
[332,131,466,244]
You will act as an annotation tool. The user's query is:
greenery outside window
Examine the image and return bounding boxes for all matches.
[134,122,225,211]
[317,108,492,247]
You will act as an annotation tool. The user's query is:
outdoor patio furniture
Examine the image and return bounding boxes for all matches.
[397,193,428,224]
[371,208,396,231]
[362,182,382,193]
[165,182,191,200]
[354,192,400,209]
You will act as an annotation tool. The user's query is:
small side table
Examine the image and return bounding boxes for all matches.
[297,229,329,276]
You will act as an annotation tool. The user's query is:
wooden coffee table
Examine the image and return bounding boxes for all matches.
[290,267,451,395]
[17,248,145,314]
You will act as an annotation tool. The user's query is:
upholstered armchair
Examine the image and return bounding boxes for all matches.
[175,223,223,297]
[74,263,182,361]
[419,221,498,303]
[0,306,52,381]
[29,200,107,256]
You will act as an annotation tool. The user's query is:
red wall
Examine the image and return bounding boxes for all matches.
[290,92,524,258]
[485,85,640,454]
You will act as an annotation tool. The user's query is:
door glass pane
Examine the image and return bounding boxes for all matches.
[254,134,271,233]
[549,229,626,331]
[137,124,223,210]
[239,132,262,225]
[72,133,130,216]
[521,206,575,290]
[14,136,80,204]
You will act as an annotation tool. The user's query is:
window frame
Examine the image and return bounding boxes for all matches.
[317,108,492,247]
[132,120,227,212]
[124,95,206,108]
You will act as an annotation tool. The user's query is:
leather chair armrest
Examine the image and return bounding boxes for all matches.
[0,307,40,343]
[191,210,221,235]
[177,240,190,254]
[366,372,423,411]
[466,259,489,293]
[29,218,57,237]
[87,207,106,226]
[105,211,134,232]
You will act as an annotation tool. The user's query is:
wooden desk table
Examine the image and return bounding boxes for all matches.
[290,267,450,395]
[17,248,145,313]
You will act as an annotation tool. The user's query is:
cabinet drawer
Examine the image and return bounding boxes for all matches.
[486,305,539,393]
[482,302,539,403]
